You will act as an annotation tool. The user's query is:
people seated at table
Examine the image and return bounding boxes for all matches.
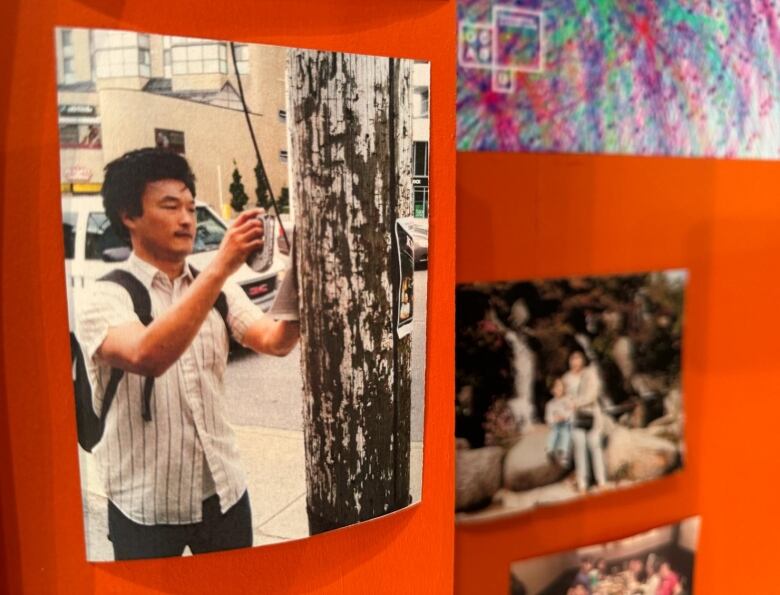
[569,554,684,595]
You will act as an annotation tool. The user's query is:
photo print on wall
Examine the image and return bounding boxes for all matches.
[456,270,686,521]
[457,0,780,157]
[509,517,701,595]
[56,26,430,561]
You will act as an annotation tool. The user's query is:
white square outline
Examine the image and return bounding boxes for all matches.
[491,5,545,73]
[458,21,494,69]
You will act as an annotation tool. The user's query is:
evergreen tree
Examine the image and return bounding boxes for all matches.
[278,186,290,214]
[229,160,249,213]
[254,163,270,210]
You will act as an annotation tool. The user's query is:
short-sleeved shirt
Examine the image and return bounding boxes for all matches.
[76,252,263,525]
[544,395,574,425]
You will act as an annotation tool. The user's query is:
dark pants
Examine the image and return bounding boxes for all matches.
[108,491,252,560]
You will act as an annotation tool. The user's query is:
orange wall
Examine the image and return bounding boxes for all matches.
[0,1,455,593]
[455,151,780,593]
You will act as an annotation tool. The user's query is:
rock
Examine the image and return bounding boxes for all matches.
[503,425,569,491]
[455,446,504,512]
[604,426,679,482]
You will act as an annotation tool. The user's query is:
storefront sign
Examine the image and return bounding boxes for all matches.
[59,104,98,117]
[64,165,93,182]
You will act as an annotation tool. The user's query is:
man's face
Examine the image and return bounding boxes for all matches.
[123,179,196,263]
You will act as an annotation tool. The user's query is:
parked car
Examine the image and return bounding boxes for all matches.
[408,218,428,270]
[62,194,283,329]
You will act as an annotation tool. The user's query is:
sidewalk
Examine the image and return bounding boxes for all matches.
[81,425,423,561]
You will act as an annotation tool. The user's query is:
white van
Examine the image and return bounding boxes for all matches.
[62,194,283,328]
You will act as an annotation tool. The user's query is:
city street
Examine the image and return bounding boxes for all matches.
[224,270,428,443]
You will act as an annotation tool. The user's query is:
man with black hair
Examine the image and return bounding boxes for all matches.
[77,148,299,560]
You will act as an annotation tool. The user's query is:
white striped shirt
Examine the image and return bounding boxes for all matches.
[76,253,264,525]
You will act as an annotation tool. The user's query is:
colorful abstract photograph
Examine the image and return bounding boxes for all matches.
[458,0,780,158]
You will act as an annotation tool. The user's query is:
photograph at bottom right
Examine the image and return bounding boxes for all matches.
[509,517,701,595]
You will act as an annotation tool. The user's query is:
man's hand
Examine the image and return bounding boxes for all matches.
[209,208,265,280]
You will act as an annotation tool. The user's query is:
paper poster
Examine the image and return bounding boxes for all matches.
[55,26,429,561]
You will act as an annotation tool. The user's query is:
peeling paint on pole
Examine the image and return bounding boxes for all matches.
[288,50,413,534]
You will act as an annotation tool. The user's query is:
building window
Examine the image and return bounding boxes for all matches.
[139,48,151,77]
[413,187,429,218]
[279,150,288,163]
[413,87,429,118]
[233,43,250,75]
[278,109,287,122]
[412,141,429,218]
[62,56,75,84]
[59,123,102,148]
[59,124,79,146]
[61,29,75,84]
[171,39,228,75]
[93,31,151,78]
[163,49,172,78]
[413,141,428,177]
[155,129,185,154]
[63,211,78,260]
[89,29,96,81]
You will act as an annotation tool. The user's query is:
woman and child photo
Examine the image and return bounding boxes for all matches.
[545,348,607,493]
[456,270,686,517]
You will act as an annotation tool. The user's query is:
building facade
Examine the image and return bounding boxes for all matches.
[56,28,430,218]
[56,28,289,215]
[412,61,430,218]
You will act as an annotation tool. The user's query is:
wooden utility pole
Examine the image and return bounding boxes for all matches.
[287,50,413,534]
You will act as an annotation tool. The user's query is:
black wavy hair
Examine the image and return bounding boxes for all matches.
[568,345,591,367]
[102,148,197,241]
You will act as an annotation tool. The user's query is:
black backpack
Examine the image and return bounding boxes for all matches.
[70,267,228,452]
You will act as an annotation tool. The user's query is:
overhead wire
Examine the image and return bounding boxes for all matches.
[229,41,289,247]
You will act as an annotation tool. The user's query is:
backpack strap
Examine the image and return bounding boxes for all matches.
[96,266,229,426]
[188,264,230,330]
[99,269,153,324]
[98,269,156,421]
